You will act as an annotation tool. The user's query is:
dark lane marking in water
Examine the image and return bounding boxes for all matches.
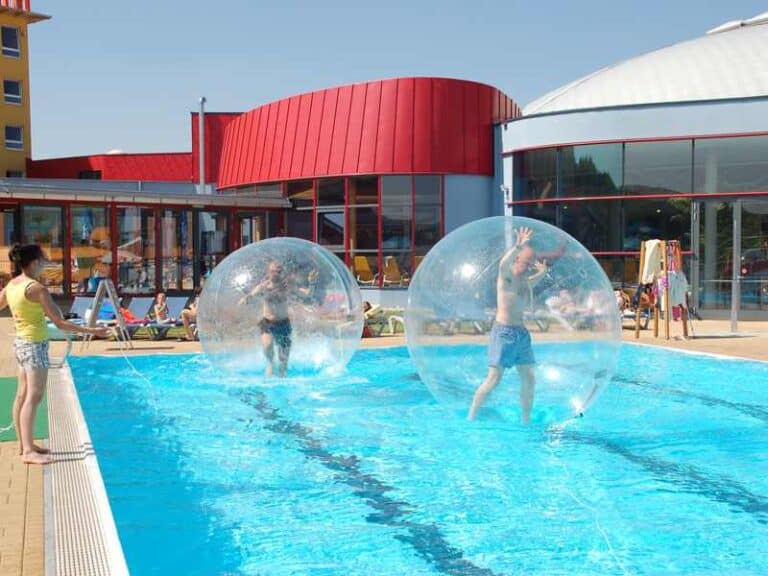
[237,389,501,576]
[611,375,768,424]
[565,431,768,525]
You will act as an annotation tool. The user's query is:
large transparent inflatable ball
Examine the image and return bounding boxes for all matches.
[198,238,364,377]
[406,216,621,425]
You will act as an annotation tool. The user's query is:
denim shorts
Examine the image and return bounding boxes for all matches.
[488,323,534,368]
[13,338,50,369]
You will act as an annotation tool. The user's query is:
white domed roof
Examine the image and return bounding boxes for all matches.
[524,17,768,115]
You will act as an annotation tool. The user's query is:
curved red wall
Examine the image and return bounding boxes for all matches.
[217,77,519,189]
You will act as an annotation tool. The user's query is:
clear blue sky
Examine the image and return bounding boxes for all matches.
[28,0,767,159]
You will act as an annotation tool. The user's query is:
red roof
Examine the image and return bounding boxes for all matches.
[217,77,520,188]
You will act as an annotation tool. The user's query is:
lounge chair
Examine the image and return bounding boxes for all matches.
[146,295,190,340]
[353,255,378,285]
[382,256,409,287]
[123,296,155,338]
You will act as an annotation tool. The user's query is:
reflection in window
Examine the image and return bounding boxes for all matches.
[513,148,557,202]
[198,211,228,282]
[3,80,21,105]
[316,178,345,206]
[560,144,622,198]
[70,206,111,293]
[413,175,441,258]
[624,140,692,195]
[1,26,19,57]
[511,202,557,226]
[348,176,379,284]
[22,206,64,293]
[317,211,344,249]
[694,136,768,193]
[239,211,278,246]
[286,180,313,239]
[5,125,22,150]
[161,209,193,291]
[558,201,620,252]
[622,198,691,251]
[118,207,156,294]
[0,208,17,281]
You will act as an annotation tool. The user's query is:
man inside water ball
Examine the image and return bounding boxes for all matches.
[240,261,319,378]
[468,227,548,423]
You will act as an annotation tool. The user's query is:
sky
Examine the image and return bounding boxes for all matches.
[26,0,768,159]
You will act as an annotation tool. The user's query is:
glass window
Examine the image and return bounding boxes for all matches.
[558,200,621,252]
[413,175,441,258]
[117,207,156,294]
[693,136,768,193]
[22,206,64,294]
[1,26,20,57]
[160,209,193,291]
[239,211,278,245]
[78,170,102,180]
[381,176,412,285]
[624,140,692,195]
[70,206,111,294]
[5,126,22,150]
[560,144,622,198]
[513,149,557,202]
[0,207,18,283]
[317,211,344,248]
[6,170,23,178]
[286,180,314,207]
[381,175,410,206]
[317,177,345,207]
[348,176,377,205]
[3,80,21,104]
[198,210,228,282]
[622,197,691,251]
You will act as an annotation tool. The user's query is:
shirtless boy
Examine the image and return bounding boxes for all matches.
[241,261,318,377]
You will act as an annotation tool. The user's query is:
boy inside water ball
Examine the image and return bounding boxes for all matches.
[240,261,319,378]
[468,227,548,423]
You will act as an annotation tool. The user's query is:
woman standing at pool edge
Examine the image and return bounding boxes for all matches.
[0,244,110,465]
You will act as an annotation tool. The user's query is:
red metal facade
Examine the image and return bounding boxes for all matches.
[217,77,520,189]
[27,153,193,181]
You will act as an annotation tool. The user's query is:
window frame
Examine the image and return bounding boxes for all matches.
[4,125,23,151]
[1,26,20,58]
[3,79,21,105]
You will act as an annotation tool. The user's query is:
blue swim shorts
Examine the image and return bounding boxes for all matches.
[487,323,534,368]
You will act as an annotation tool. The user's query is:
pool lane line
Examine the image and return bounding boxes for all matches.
[236,389,501,576]
[564,430,768,525]
[611,375,768,424]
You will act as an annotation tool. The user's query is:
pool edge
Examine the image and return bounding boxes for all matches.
[46,364,130,576]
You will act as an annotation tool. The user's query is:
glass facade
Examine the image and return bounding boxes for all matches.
[511,135,768,304]
[21,205,64,293]
[117,207,156,294]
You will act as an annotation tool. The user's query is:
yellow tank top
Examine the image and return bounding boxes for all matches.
[5,279,49,342]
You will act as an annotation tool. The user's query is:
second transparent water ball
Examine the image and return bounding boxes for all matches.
[406,216,621,425]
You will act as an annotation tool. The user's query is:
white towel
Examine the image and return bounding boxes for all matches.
[640,239,663,284]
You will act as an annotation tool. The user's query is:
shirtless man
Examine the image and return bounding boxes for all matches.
[468,227,548,423]
[241,261,318,378]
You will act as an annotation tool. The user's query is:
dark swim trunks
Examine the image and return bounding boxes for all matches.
[487,322,535,368]
[258,317,292,348]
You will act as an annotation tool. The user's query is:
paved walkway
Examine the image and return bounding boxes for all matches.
[0,315,766,576]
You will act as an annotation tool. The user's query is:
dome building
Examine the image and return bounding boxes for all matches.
[502,13,768,319]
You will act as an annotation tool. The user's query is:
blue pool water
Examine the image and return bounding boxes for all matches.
[69,345,768,575]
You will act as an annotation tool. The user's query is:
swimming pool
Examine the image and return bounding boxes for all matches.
[69,344,768,575]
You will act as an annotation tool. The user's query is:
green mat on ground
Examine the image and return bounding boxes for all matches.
[0,376,49,442]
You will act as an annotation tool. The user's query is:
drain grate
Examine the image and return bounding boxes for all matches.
[46,366,129,576]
